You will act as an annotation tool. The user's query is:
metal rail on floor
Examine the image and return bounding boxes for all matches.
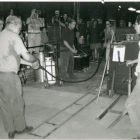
[28,85,101,138]
[96,94,122,120]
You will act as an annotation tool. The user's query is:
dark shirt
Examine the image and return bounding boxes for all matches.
[61,18,68,26]
[87,25,102,43]
[61,27,74,50]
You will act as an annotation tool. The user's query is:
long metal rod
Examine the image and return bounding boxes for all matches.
[96,56,109,104]
[96,32,114,104]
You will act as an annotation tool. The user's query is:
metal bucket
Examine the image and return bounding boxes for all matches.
[45,57,56,85]
[34,52,45,82]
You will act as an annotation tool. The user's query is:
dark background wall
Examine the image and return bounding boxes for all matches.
[0,2,140,26]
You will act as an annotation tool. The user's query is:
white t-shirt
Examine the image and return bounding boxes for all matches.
[0,29,28,73]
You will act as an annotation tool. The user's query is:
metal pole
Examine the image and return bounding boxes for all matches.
[128,65,132,96]
[96,32,114,104]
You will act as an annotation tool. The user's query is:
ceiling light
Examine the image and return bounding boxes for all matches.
[128,7,136,11]
[136,10,140,13]
[119,6,121,8]
[101,0,104,4]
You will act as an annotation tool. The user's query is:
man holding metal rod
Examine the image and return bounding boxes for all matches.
[60,19,77,82]
[0,16,39,139]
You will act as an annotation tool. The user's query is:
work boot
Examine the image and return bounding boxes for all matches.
[70,75,78,81]
[8,131,15,139]
[15,126,33,134]
[63,76,70,82]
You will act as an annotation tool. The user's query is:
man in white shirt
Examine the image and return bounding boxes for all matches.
[0,15,39,139]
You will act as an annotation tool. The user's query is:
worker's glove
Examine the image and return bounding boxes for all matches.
[134,72,138,77]
[32,59,40,70]
[134,66,140,77]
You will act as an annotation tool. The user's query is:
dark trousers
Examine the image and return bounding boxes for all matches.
[60,51,74,79]
[0,72,26,133]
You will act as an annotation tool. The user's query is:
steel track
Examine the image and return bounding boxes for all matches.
[28,85,100,138]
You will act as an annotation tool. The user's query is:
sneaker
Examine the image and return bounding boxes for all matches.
[15,126,33,134]
[8,131,15,139]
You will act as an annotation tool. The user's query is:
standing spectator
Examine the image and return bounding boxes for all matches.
[104,20,115,75]
[125,15,140,139]
[61,12,68,26]
[6,8,14,20]
[52,10,65,27]
[87,19,102,63]
[41,27,48,45]
[26,9,43,53]
[61,12,69,32]
[18,15,26,31]
[0,16,39,139]
[60,19,77,82]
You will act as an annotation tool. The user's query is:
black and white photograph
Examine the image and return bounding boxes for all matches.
[0,0,140,139]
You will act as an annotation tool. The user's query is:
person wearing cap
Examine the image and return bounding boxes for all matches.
[52,10,65,27]
[0,15,39,139]
[26,9,43,53]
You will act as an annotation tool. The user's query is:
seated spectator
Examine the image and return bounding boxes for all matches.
[40,27,48,52]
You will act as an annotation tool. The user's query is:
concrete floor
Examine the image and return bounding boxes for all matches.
[0,58,137,139]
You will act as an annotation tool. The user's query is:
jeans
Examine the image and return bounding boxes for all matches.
[125,74,140,135]
[60,50,74,79]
